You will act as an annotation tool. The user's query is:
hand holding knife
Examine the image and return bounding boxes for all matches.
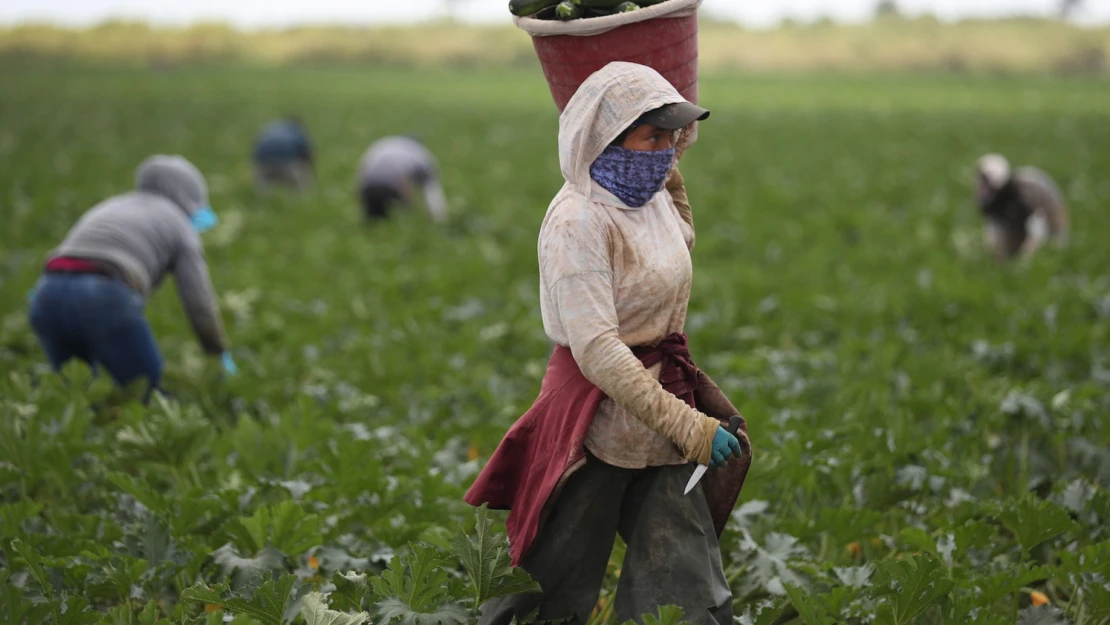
[684,415,747,495]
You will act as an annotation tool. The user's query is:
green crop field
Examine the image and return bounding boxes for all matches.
[1,63,1109,625]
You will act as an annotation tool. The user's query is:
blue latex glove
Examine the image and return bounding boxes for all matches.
[220,352,238,376]
[190,206,219,233]
[710,425,742,468]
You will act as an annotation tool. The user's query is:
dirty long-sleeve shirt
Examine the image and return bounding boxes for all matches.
[48,191,228,354]
[535,61,720,469]
[539,178,706,469]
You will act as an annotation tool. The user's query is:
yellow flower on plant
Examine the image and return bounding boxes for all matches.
[1031,591,1049,606]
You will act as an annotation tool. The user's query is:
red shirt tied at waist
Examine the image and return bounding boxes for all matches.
[465,332,741,567]
[45,257,105,274]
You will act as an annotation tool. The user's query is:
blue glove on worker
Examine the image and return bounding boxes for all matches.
[220,352,238,376]
[710,425,742,468]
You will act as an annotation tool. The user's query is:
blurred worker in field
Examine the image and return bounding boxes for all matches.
[253,117,314,191]
[357,135,448,223]
[975,153,1069,262]
[28,155,237,398]
[466,62,750,625]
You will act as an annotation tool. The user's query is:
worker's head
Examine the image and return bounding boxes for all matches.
[135,155,216,232]
[976,153,1011,205]
[588,100,709,208]
[612,102,709,152]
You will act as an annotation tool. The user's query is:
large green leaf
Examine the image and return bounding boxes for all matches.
[224,501,321,558]
[451,504,540,609]
[330,571,373,614]
[1056,542,1110,578]
[55,596,100,625]
[971,564,1054,606]
[0,501,44,542]
[10,538,54,599]
[0,569,54,625]
[897,527,938,557]
[105,603,134,625]
[83,553,150,605]
[180,572,298,625]
[107,472,170,517]
[136,601,162,625]
[211,544,290,591]
[375,598,469,625]
[784,585,834,625]
[371,545,453,612]
[114,397,213,474]
[952,520,996,556]
[991,498,1078,553]
[299,591,368,625]
[731,531,809,597]
[873,553,954,625]
[119,512,176,568]
[371,545,466,624]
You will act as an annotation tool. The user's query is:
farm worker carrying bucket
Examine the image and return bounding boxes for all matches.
[467,6,754,618]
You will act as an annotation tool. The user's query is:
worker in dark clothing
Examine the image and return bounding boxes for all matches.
[975,153,1069,261]
[253,117,314,191]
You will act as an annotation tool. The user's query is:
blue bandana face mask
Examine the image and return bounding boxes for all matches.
[190,206,218,233]
[589,145,676,208]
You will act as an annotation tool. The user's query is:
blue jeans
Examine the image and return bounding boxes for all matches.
[28,273,163,393]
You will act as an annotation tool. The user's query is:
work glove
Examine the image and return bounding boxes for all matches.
[710,425,742,468]
[220,351,238,376]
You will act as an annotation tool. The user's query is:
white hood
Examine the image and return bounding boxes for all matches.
[557,62,688,190]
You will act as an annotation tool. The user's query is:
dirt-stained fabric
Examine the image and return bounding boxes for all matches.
[539,61,719,468]
[477,452,731,625]
[463,335,749,568]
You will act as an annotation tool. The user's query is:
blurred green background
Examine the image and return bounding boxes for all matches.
[1,3,1110,624]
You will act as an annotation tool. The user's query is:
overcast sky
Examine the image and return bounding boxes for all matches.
[0,0,1105,29]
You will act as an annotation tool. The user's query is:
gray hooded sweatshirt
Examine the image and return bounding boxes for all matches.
[48,155,228,354]
[357,137,448,221]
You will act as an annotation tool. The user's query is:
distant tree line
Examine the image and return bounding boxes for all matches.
[872,0,1086,20]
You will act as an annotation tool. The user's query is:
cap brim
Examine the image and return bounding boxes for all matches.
[640,102,710,130]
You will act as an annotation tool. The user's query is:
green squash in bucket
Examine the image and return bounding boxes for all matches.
[573,0,665,7]
[509,0,560,17]
[556,1,584,19]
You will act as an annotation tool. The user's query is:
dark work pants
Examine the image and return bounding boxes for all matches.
[479,454,732,625]
[28,273,163,395]
[254,159,313,191]
[360,184,405,221]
